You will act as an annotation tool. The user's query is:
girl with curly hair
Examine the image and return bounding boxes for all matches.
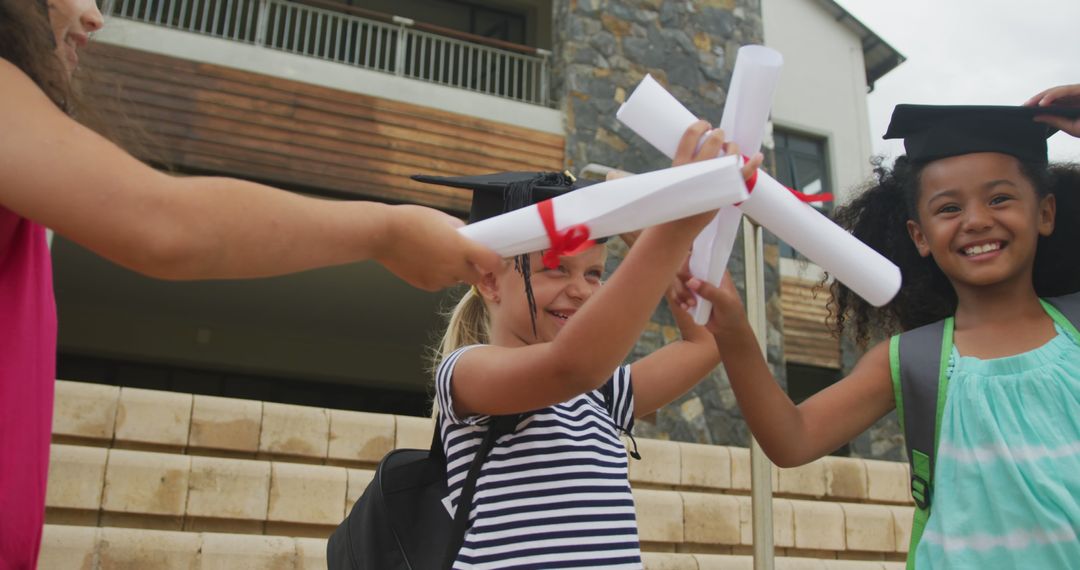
[686,101,1080,569]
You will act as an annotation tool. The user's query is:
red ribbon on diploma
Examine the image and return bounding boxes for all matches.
[742,155,833,204]
[537,199,595,269]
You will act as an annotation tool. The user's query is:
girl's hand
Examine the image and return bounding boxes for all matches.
[740,151,765,182]
[672,121,726,167]
[671,120,765,178]
[668,257,698,313]
[684,272,748,341]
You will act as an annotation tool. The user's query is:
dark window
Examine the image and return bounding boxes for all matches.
[58,353,431,416]
[767,130,832,259]
[335,0,529,46]
[470,5,526,44]
[786,363,849,456]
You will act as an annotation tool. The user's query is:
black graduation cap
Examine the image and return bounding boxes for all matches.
[411,171,601,223]
[883,104,1080,164]
[412,170,606,337]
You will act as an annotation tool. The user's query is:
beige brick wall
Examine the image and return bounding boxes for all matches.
[46,382,914,567]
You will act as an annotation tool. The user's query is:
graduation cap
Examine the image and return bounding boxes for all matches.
[883,104,1080,164]
[411,171,603,223]
[412,170,606,337]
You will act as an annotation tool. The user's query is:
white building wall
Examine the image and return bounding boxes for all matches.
[763,0,877,280]
[762,0,874,204]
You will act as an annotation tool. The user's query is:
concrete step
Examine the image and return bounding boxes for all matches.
[39,524,326,569]
[39,525,905,570]
[46,380,915,564]
[53,381,914,504]
[46,441,913,558]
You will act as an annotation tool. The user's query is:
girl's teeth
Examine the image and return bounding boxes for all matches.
[965,243,1000,256]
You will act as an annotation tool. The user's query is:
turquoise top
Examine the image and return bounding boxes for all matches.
[913,323,1080,568]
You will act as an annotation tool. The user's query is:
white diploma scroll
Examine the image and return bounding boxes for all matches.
[617,63,902,309]
[618,46,785,323]
[693,45,783,323]
[458,156,748,258]
[740,172,901,307]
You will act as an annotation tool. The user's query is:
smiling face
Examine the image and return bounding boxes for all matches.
[906,152,1055,294]
[48,0,104,77]
[481,245,607,346]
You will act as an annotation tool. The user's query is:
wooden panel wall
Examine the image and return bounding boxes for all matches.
[82,43,565,213]
[780,276,841,369]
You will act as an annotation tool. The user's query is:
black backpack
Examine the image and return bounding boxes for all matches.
[326,414,520,570]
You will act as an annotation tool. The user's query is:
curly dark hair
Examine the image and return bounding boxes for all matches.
[0,0,70,111]
[829,155,1080,347]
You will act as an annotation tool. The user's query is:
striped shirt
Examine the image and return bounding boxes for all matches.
[436,346,642,569]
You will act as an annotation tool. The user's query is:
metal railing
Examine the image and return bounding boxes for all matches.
[101,0,551,106]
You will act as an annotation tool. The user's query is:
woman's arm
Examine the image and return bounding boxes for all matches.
[688,276,895,467]
[0,61,500,289]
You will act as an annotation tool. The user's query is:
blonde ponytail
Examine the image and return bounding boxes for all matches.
[429,287,490,417]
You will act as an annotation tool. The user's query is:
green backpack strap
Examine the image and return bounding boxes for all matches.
[890,317,953,570]
[1043,292,1080,344]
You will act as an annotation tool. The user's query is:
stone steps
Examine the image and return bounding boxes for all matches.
[44,380,916,567]
[40,525,327,569]
[40,525,904,569]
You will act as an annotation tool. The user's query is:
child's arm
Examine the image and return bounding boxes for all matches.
[450,125,754,418]
[0,61,501,289]
[628,288,721,418]
[687,276,895,467]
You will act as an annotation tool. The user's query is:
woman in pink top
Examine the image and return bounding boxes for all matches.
[0,2,501,567]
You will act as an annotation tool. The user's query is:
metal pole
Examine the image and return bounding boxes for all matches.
[742,217,775,570]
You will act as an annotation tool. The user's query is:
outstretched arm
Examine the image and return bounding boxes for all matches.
[0,61,500,289]
[687,276,895,467]
[629,287,721,418]
[1025,84,1080,137]
[450,124,744,417]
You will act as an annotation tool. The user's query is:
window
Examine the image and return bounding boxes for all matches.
[786,363,849,456]
[336,0,529,46]
[768,130,832,259]
[470,5,527,44]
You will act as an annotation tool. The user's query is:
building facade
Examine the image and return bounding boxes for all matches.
[59,0,900,457]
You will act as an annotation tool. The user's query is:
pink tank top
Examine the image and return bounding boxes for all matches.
[0,206,57,569]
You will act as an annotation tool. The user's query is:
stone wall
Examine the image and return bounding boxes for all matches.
[551,0,784,447]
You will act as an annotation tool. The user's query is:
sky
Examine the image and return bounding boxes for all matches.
[831,0,1080,163]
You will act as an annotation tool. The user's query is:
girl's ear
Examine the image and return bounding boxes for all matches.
[476,271,501,304]
[1037,193,1056,237]
[906,219,932,257]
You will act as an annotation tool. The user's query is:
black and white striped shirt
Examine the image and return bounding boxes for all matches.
[437,346,641,569]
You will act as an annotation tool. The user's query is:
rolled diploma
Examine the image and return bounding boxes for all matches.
[740,172,901,307]
[617,55,783,323]
[617,70,902,309]
[690,45,783,323]
[459,156,748,258]
[614,75,700,159]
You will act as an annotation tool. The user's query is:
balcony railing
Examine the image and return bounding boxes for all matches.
[102,0,551,106]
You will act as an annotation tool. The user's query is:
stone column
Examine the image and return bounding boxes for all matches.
[551,0,784,446]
